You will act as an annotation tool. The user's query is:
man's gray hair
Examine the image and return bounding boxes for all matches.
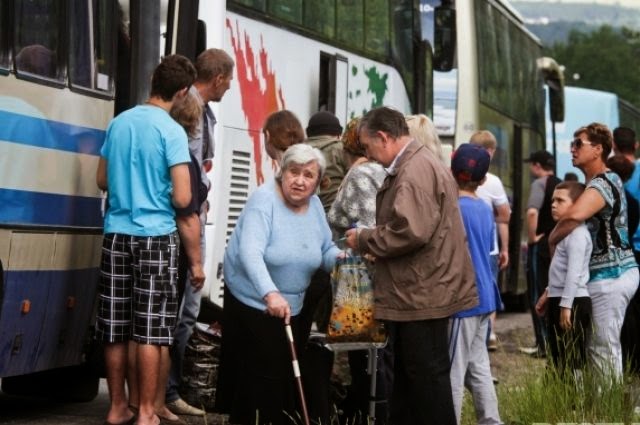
[275,144,326,186]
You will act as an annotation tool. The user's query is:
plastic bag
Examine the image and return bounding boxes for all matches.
[327,256,386,343]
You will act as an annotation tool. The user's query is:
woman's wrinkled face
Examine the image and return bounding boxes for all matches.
[280,161,320,208]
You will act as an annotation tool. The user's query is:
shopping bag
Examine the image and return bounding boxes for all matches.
[327,255,386,343]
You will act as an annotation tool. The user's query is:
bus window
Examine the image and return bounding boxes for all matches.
[304,0,335,38]
[69,0,117,94]
[234,0,266,11]
[13,0,64,82]
[365,0,389,56]
[268,0,302,25]
[391,0,415,105]
[0,1,8,71]
[337,0,364,49]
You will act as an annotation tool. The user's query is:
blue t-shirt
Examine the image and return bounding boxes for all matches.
[624,161,640,251]
[587,171,637,281]
[223,180,341,315]
[454,196,502,318]
[101,105,190,236]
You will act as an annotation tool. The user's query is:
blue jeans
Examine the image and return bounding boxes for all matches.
[166,224,205,402]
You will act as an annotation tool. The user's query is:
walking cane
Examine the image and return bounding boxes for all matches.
[284,322,311,425]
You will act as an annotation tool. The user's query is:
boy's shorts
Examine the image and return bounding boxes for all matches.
[95,232,180,346]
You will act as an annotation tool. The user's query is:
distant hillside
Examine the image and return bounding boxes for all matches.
[511,1,640,45]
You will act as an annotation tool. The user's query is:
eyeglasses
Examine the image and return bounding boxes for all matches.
[570,138,593,150]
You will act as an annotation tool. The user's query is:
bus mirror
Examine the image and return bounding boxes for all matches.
[548,83,565,123]
[537,57,565,122]
[434,3,456,72]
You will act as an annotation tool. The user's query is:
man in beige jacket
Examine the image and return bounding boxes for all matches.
[346,106,477,425]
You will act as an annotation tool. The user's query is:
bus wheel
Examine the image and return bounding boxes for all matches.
[2,364,99,402]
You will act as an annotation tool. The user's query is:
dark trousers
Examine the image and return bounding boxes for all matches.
[621,250,640,375]
[215,291,306,425]
[342,345,393,425]
[386,318,456,425]
[546,296,591,372]
[527,243,550,351]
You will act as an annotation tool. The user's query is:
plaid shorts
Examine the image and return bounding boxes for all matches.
[95,232,180,345]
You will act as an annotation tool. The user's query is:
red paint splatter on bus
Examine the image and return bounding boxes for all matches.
[227,19,285,185]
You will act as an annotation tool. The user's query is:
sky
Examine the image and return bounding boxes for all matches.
[511,0,640,8]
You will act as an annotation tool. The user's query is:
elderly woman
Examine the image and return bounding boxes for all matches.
[328,117,387,235]
[215,143,341,425]
[549,123,639,378]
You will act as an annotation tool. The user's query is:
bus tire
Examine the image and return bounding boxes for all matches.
[1,364,99,402]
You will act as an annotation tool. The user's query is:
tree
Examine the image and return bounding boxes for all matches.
[546,25,640,107]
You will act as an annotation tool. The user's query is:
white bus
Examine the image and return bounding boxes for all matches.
[0,0,430,398]
[420,0,564,306]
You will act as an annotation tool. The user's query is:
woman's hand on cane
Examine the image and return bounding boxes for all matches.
[264,291,291,324]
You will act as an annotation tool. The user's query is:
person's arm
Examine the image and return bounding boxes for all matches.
[176,213,204,290]
[96,157,108,191]
[559,230,591,310]
[526,178,546,244]
[352,182,439,258]
[496,203,510,269]
[549,188,606,246]
[526,208,541,244]
[170,163,192,209]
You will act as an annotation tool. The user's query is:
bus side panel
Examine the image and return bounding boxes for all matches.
[0,231,101,377]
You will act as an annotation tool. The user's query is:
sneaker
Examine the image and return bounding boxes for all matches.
[487,333,498,352]
[518,346,546,358]
[166,398,205,416]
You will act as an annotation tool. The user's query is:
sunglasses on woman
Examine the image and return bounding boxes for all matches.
[570,138,593,149]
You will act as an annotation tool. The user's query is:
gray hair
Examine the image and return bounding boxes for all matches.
[275,144,326,189]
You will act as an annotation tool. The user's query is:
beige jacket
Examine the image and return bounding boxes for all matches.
[358,141,478,321]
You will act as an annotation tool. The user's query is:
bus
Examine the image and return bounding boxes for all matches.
[0,0,430,399]
[419,0,564,306]
[547,86,640,180]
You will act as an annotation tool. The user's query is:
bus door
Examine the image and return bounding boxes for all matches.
[319,53,348,126]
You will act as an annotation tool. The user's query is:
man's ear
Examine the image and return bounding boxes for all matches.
[174,86,189,100]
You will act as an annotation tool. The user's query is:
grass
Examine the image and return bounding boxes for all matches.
[461,326,640,425]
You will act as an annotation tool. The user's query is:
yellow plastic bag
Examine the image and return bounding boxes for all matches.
[327,256,386,343]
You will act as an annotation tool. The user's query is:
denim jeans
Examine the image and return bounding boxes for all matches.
[166,223,205,402]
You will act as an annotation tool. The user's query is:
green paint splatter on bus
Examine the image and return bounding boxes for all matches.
[364,66,388,108]
[352,65,358,76]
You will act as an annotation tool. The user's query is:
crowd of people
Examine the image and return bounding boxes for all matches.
[94,49,640,425]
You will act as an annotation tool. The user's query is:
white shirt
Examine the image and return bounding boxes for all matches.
[476,172,509,255]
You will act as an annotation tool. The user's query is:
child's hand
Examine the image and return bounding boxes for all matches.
[535,290,548,317]
[560,307,572,330]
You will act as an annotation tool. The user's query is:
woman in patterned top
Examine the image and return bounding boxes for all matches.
[328,117,387,234]
[550,122,639,378]
[327,117,389,424]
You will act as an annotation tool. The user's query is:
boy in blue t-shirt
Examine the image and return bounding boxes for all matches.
[449,143,502,425]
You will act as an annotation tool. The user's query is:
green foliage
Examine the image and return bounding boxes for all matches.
[461,358,639,425]
[545,25,640,107]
